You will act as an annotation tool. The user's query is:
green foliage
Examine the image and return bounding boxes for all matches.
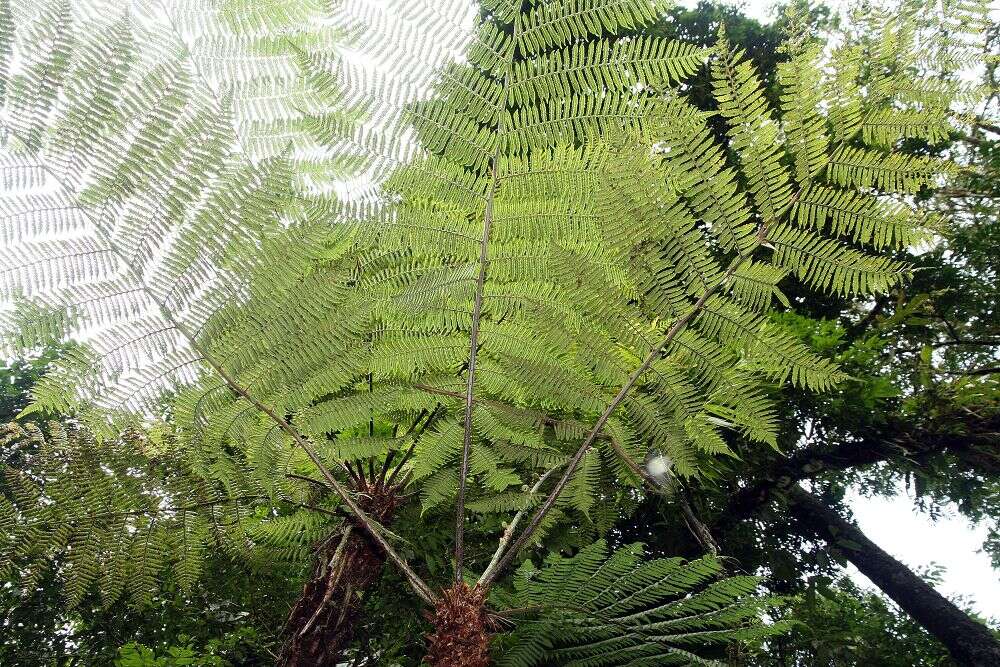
[0,345,61,422]
[0,0,992,661]
[116,642,212,667]
[750,576,990,666]
[0,421,334,611]
[493,540,787,666]
[115,628,266,667]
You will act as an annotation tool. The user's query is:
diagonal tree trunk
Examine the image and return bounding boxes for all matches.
[716,416,1000,536]
[787,485,1000,667]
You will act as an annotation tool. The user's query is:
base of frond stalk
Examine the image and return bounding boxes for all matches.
[424,583,491,667]
[278,480,401,667]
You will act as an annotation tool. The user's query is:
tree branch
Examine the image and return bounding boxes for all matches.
[787,485,1000,666]
[715,418,1000,534]
[954,365,1000,376]
[973,119,1000,136]
[843,293,891,342]
[678,486,720,557]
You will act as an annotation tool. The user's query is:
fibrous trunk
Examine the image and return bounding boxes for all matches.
[425,583,491,667]
[278,481,400,667]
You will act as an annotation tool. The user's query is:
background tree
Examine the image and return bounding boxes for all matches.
[756,574,962,667]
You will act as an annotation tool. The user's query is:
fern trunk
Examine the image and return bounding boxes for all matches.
[788,485,1000,666]
[278,482,401,666]
[425,583,491,667]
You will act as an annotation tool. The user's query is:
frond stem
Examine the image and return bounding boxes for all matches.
[385,405,441,488]
[479,465,561,585]
[378,408,428,487]
[455,22,522,581]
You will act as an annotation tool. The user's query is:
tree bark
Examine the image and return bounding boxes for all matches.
[716,417,1000,534]
[787,485,1000,667]
[277,524,383,666]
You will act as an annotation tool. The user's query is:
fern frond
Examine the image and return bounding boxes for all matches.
[0,421,328,609]
[792,185,934,250]
[0,0,987,621]
[494,540,787,667]
[516,0,672,55]
[712,37,793,224]
[767,224,909,296]
[777,42,828,184]
[510,37,707,107]
[827,145,953,193]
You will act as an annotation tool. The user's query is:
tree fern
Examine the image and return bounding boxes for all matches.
[0,0,990,661]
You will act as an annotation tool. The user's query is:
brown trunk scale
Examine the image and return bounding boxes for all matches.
[278,478,401,667]
[424,583,491,667]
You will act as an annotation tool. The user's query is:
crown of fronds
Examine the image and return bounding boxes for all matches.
[0,0,990,616]
[493,539,788,666]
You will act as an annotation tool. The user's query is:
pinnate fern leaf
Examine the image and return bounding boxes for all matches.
[493,540,788,667]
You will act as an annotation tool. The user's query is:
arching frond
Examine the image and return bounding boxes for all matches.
[494,540,788,667]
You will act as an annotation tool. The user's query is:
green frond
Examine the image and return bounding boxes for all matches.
[467,488,540,515]
[667,329,736,395]
[5,0,74,148]
[621,392,699,476]
[748,321,848,391]
[777,42,828,184]
[696,296,845,390]
[420,466,459,513]
[0,421,333,609]
[861,108,952,148]
[712,37,793,224]
[727,261,790,313]
[767,224,909,296]
[827,145,954,193]
[792,185,934,250]
[494,540,787,667]
[174,0,370,185]
[650,101,757,255]
[558,447,601,517]
[510,37,706,107]
[503,92,657,155]
[516,0,673,55]
[824,44,863,144]
[706,373,778,446]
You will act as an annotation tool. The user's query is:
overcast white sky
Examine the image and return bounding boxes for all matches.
[850,487,1000,619]
[688,0,1000,621]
